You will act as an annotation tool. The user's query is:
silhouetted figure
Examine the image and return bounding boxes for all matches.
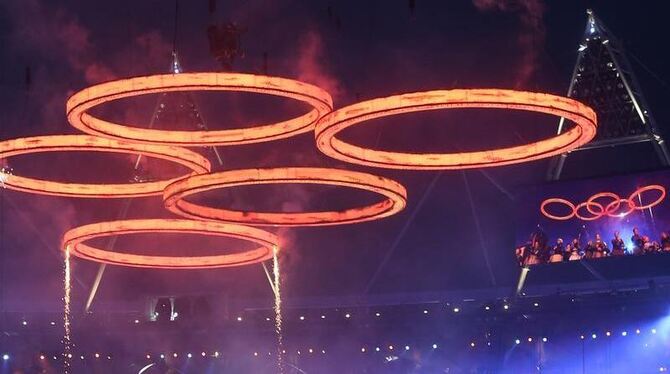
[593,233,608,258]
[549,238,564,263]
[632,227,645,255]
[661,232,670,252]
[611,231,626,256]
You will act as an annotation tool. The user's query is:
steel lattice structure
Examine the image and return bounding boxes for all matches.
[548,9,670,180]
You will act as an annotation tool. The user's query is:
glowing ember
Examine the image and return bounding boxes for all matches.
[63,246,72,374]
[273,246,283,373]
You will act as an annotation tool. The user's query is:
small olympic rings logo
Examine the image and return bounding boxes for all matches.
[540,185,666,221]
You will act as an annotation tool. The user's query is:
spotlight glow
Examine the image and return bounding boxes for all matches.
[515,339,521,345]
[432,344,438,349]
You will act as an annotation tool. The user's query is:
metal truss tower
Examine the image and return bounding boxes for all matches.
[84,52,223,312]
[547,9,670,181]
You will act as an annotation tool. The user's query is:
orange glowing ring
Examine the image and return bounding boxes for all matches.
[586,192,621,215]
[574,201,603,221]
[628,185,666,210]
[163,167,407,226]
[62,219,278,269]
[0,135,210,198]
[540,198,576,221]
[315,89,597,169]
[67,73,333,146]
[605,198,634,218]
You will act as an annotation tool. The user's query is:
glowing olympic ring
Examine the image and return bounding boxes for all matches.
[0,135,210,198]
[67,72,333,146]
[586,192,620,215]
[163,167,407,226]
[62,219,278,269]
[628,185,666,210]
[574,201,603,221]
[540,198,576,221]
[315,89,597,170]
[605,198,634,218]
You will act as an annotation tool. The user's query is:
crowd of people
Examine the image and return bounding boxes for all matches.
[515,227,670,266]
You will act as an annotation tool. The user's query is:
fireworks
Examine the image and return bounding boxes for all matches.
[273,246,283,374]
[63,245,72,373]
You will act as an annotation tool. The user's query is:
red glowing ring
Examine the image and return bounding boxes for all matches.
[315,89,597,170]
[586,192,620,215]
[0,135,210,198]
[540,198,576,221]
[62,219,278,269]
[163,167,407,227]
[605,198,634,218]
[574,201,603,221]
[66,73,333,146]
[627,185,666,210]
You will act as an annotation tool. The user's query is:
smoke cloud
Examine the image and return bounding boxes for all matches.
[472,0,545,87]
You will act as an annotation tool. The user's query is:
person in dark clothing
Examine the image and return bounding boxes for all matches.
[631,227,645,255]
[593,233,608,258]
[661,232,670,253]
[611,231,626,256]
[549,238,564,263]
[583,241,595,259]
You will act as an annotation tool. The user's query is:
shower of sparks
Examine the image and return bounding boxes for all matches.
[63,245,72,374]
[273,246,283,374]
[0,168,10,188]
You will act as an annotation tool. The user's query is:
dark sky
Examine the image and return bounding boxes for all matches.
[0,0,669,311]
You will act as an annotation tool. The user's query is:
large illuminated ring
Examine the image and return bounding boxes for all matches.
[574,201,602,221]
[540,198,576,221]
[315,89,597,169]
[628,185,666,210]
[0,135,210,198]
[163,167,407,226]
[62,219,278,269]
[67,73,333,146]
[605,199,634,218]
[586,192,620,215]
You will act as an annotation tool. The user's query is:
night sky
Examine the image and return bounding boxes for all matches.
[0,0,669,311]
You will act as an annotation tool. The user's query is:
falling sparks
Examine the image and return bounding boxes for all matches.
[63,245,72,374]
[273,246,283,374]
[0,167,11,188]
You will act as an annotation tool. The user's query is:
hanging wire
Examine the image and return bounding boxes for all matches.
[172,0,180,54]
